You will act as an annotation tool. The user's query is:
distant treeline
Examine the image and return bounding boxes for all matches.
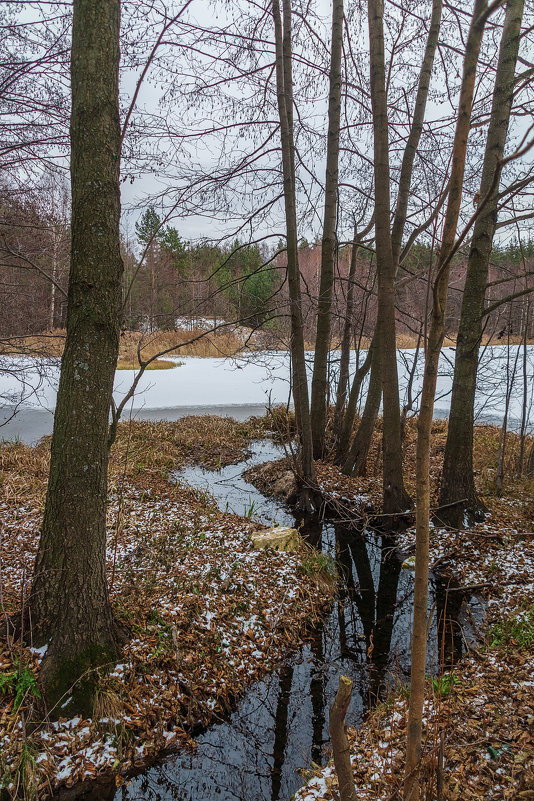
[1,195,533,343]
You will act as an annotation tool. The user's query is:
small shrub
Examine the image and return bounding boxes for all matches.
[431,672,460,697]
[0,661,41,712]
[489,604,534,649]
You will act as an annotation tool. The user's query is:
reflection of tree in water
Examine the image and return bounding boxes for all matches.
[434,567,465,669]
[333,525,402,708]
[309,628,326,766]
[107,517,470,801]
[271,665,293,801]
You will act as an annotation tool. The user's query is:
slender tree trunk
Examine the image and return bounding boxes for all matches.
[335,256,375,466]
[342,0,441,490]
[329,676,358,801]
[335,343,373,466]
[405,2,488,797]
[333,230,360,444]
[439,0,524,528]
[342,339,381,475]
[29,0,125,715]
[367,0,411,514]
[310,0,344,458]
[272,0,315,492]
[400,329,423,441]
[390,0,443,264]
[496,337,519,495]
[517,295,530,474]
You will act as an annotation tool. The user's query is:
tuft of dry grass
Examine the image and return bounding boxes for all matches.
[109,416,270,481]
[117,328,248,361]
[115,358,179,371]
[0,441,50,510]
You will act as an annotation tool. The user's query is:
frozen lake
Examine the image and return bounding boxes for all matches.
[1,346,532,444]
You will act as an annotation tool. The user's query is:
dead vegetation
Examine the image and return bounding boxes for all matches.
[1,414,533,799]
[0,415,334,798]
[1,327,263,363]
[6,328,532,364]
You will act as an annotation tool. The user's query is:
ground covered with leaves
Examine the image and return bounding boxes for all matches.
[0,417,335,799]
[286,421,534,801]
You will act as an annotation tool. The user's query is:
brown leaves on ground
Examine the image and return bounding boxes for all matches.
[0,418,333,797]
[287,418,534,801]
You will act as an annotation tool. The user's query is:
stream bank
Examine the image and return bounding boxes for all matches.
[2,416,532,801]
[101,440,481,801]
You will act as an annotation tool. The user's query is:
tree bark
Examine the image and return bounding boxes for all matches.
[342,339,380,475]
[439,0,524,528]
[272,0,315,493]
[333,231,359,450]
[404,2,488,797]
[390,0,443,264]
[310,0,344,459]
[329,675,358,801]
[342,0,441,490]
[29,0,125,715]
[335,344,373,466]
[367,0,411,514]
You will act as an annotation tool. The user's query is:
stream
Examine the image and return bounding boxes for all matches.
[94,439,482,801]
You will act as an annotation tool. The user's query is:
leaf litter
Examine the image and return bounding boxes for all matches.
[0,417,335,797]
[286,420,534,801]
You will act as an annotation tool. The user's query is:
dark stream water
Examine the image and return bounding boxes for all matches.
[70,440,481,801]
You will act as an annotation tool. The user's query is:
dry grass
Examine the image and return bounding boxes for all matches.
[117,329,247,360]
[115,358,178,370]
[1,330,66,358]
[1,328,251,362]
[109,416,270,480]
[4,328,534,362]
[0,440,50,510]
[2,414,532,526]
[0,416,272,512]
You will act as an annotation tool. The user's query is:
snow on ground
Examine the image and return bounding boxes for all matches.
[0,454,334,796]
[1,345,533,427]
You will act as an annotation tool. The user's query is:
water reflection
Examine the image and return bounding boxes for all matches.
[101,444,473,801]
[109,517,420,801]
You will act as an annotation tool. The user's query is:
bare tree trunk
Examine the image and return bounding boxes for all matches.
[310,0,344,458]
[405,2,488,797]
[439,0,524,528]
[518,295,530,474]
[342,338,381,475]
[342,0,441,491]
[336,343,373,466]
[272,0,315,493]
[333,229,360,442]
[400,329,423,441]
[335,257,375,466]
[390,0,443,264]
[368,0,411,514]
[29,0,125,716]
[329,675,358,801]
[496,334,520,495]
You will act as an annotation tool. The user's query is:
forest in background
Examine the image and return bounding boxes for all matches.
[1,0,534,799]
[1,197,533,347]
